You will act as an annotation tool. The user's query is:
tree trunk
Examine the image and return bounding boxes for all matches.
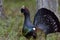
[0,0,3,17]
[0,0,7,19]
[36,0,58,13]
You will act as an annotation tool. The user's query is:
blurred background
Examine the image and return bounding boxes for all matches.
[0,0,60,40]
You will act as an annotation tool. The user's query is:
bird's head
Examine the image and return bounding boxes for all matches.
[21,5,30,15]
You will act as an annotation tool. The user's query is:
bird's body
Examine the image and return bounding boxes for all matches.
[21,6,60,40]
[21,6,36,39]
[33,8,60,35]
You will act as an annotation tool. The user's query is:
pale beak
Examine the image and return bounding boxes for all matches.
[21,5,25,9]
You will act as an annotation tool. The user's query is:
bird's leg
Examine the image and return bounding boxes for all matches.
[40,31,42,40]
[26,39,30,40]
[45,34,47,40]
[26,38,31,40]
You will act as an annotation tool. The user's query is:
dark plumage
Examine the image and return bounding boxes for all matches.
[33,8,60,39]
[21,6,36,39]
[21,6,60,40]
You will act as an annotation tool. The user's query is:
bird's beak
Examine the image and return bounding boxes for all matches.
[21,5,25,9]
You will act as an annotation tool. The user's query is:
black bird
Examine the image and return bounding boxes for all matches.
[33,8,60,39]
[21,6,36,39]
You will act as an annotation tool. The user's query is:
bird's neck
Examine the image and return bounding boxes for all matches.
[24,13,31,25]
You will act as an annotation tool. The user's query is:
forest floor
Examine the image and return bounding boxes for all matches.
[0,0,60,40]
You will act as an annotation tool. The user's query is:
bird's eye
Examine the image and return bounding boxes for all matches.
[33,28,36,30]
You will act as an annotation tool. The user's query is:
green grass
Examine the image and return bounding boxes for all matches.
[0,0,60,40]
